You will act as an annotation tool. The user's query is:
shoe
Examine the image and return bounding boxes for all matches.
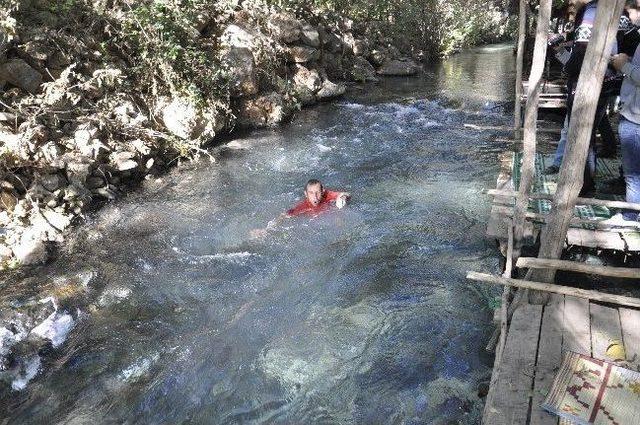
[544,165,559,175]
[600,213,639,228]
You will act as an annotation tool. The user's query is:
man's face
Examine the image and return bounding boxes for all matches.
[304,183,324,206]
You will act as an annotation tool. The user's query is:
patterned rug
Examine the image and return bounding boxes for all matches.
[511,152,626,230]
[542,351,640,425]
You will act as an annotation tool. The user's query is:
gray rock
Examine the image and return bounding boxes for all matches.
[368,48,388,67]
[85,176,105,190]
[267,13,301,43]
[235,92,294,128]
[74,124,109,159]
[160,97,222,140]
[293,64,322,93]
[286,45,320,63]
[220,24,256,49]
[39,173,66,192]
[0,243,12,261]
[316,80,346,100]
[92,186,117,200]
[110,151,138,171]
[41,209,72,232]
[350,57,378,82]
[0,59,43,94]
[221,46,258,97]
[377,59,421,76]
[300,23,320,48]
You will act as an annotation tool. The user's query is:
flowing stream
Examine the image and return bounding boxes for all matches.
[2,44,517,424]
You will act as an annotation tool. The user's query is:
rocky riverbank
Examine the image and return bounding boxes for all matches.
[0,0,422,269]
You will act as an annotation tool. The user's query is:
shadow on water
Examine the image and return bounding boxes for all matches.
[1,44,517,424]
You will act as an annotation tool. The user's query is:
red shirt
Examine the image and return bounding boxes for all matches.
[287,190,341,216]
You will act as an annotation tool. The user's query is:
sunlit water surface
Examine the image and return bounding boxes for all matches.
[1,44,518,424]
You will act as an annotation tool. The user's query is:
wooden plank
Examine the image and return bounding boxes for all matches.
[590,303,623,361]
[466,272,640,309]
[620,231,640,252]
[562,296,591,355]
[619,308,640,370]
[483,304,543,425]
[530,296,564,425]
[485,189,640,212]
[516,257,640,279]
[566,228,626,251]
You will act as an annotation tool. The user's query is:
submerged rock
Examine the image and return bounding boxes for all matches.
[377,58,421,76]
[316,80,346,100]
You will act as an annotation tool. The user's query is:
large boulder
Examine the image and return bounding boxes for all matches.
[300,23,320,48]
[0,59,43,94]
[160,97,223,140]
[285,44,320,64]
[316,79,346,100]
[221,46,258,97]
[267,13,301,43]
[235,92,294,128]
[368,48,388,67]
[13,229,47,265]
[377,59,421,76]
[221,24,256,49]
[349,57,378,82]
[293,65,322,92]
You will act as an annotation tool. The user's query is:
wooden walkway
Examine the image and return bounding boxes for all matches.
[483,295,640,424]
[486,153,640,253]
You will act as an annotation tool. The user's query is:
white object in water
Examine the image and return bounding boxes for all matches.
[336,196,346,209]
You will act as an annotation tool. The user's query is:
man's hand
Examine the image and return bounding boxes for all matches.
[611,53,630,72]
[336,192,350,209]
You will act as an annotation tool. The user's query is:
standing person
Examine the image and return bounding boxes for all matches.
[611,49,640,222]
[563,0,624,194]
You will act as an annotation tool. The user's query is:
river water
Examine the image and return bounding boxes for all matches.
[2,44,516,424]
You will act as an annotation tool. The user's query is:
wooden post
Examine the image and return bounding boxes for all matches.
[513,0,552,253]
[534,0,626,284]
[514,0,527,131]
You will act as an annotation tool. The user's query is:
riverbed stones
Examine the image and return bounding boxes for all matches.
[222,46,258,97]
[293,65,322,92]
[376,58,421,76]
[0,59,43,94]
[267,13,301,43]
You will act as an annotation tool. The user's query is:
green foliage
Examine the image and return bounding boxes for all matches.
[268,0,515,59]
[119,0,230,106]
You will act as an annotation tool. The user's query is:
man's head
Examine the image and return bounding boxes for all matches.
[304,179,324,206]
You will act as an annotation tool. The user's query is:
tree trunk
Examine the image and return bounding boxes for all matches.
[512,0,552,253]
[533,0,626,284]
[514,0,527,131]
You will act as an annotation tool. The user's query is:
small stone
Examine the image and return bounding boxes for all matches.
[41,209,72,232]
[110,151,138,171]
[39,173,67,192]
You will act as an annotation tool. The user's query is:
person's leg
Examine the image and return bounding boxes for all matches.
[619,117,640,220]
[597,113,616,157]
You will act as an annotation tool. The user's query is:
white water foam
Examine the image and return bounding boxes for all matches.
[11,355,41,391]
